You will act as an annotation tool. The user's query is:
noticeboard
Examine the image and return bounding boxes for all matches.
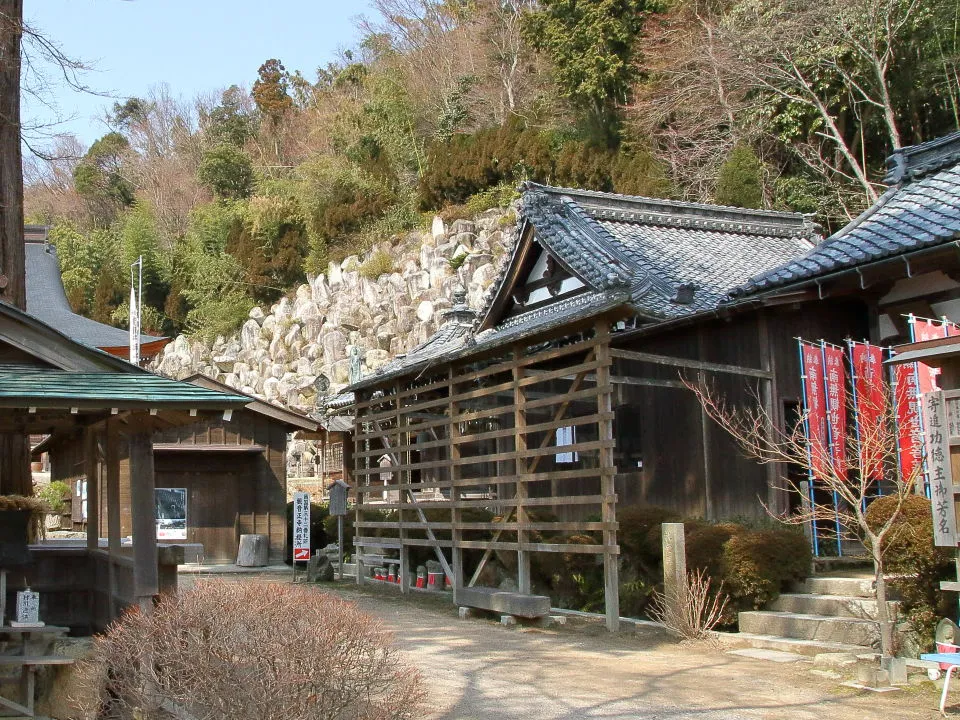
[293,491,311,561]
[329,480,349,516]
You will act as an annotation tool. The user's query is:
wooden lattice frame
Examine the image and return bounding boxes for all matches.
[352,321,621,629]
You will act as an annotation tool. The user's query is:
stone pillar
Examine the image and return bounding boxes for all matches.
[662,522,686,609]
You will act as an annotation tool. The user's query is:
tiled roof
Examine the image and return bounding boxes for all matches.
[0,368,249,408]
[26,242,165,350]
[349,185,815,390]
[733,131,960,297]
[499,185,816,321]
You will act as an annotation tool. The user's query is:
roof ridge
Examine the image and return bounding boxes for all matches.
[523,182,818,238]
[884,130,960,185]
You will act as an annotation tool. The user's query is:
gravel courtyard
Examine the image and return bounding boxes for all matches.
[316,583,942,720]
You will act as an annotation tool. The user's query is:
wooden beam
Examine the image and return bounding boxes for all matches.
[610,348,773,380]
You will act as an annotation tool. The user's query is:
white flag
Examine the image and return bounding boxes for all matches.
[129,281,141,365]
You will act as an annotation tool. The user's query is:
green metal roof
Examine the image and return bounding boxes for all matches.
[0,369,250,409]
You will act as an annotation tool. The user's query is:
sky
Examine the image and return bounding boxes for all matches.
[22,0,373,150]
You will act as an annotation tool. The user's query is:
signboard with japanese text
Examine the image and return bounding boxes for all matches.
[293,491,311,562]
[823,344,847,474]
[850,342,885,480]
[800,341,830,479]
[921,390,957,546]
[894,363,922,483]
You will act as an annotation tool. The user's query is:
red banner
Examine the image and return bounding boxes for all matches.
[894,363,922,482]
[850,343,885,480]
[801,342,830,479]
[913,318,944,393]
[823,345,847,474]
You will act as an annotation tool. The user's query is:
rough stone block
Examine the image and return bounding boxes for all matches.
[500,615,517,626]
[456,586,550,618]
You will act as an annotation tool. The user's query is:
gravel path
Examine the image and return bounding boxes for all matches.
[318,584,942,720]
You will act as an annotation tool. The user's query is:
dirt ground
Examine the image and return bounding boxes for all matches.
[190,573,947,720]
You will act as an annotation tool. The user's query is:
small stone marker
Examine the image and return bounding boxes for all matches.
[12,589,42,627]
[237,534,268,567]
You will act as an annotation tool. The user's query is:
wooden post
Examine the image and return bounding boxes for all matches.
[596,323,620,631]
[397,383,408,594]
[105,421,121,620]
[512,348,531,594]
[128,425,158,611]
[84,428,99,551]
[449,367,465,601]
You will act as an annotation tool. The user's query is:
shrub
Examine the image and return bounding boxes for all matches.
[359,250,395,280]
[866,495,954,647]
[685,522,742,581]
[36,481,70,514]
[617,504,680,578]
[715,144,764,209]
[722,528,811,609]
[81,580,425,719]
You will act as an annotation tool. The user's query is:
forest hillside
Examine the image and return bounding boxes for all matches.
[24,0,960,345]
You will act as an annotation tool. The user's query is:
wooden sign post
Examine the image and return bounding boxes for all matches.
[329,480,349,582]
[922,390,957,546]
[292,491,310,581]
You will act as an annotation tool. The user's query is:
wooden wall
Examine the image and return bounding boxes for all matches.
[49,410,290,564]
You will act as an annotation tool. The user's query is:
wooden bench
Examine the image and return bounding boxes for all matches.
[457,586,551,619]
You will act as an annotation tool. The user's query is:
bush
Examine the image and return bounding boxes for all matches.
[81,580,425,719]
[617,504,680,578]
[722,529,811,609]
[866,495,954,647]
[715,144,764,209]
[36,481,70,514]
[359,250,395,280]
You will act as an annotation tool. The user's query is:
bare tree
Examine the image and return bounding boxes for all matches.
[687,378,920,656]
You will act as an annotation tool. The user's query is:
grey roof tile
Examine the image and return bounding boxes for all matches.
[735,132,960,296]
[26,242,164,349]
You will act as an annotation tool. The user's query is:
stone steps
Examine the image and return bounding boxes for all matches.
[801,576,874,598]
[739,610,880,647]
[733,574,884,657]
[725,632,872,657]
[770,592,894,619]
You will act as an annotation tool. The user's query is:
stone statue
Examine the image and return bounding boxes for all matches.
[348,346,365,385]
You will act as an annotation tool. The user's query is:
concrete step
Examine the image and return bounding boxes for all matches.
[726,632,874,657]
[738,610,880,647]
[801,576,874,598]
[770,593,895,619]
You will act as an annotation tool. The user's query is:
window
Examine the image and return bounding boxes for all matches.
[555,426,579,464]
[155,488,187,539]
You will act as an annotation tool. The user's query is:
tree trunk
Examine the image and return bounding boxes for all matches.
[0,0,23,310]
[873,549,895,657]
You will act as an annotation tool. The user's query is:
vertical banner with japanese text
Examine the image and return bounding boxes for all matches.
[893,364,922,483]
[850,342,885,480]
[921,390,956,546]
[293,491,311,561]
[822,344,847,475]
[800,341,830,479]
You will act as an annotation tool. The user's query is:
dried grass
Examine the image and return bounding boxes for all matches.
[648,568,729,642]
